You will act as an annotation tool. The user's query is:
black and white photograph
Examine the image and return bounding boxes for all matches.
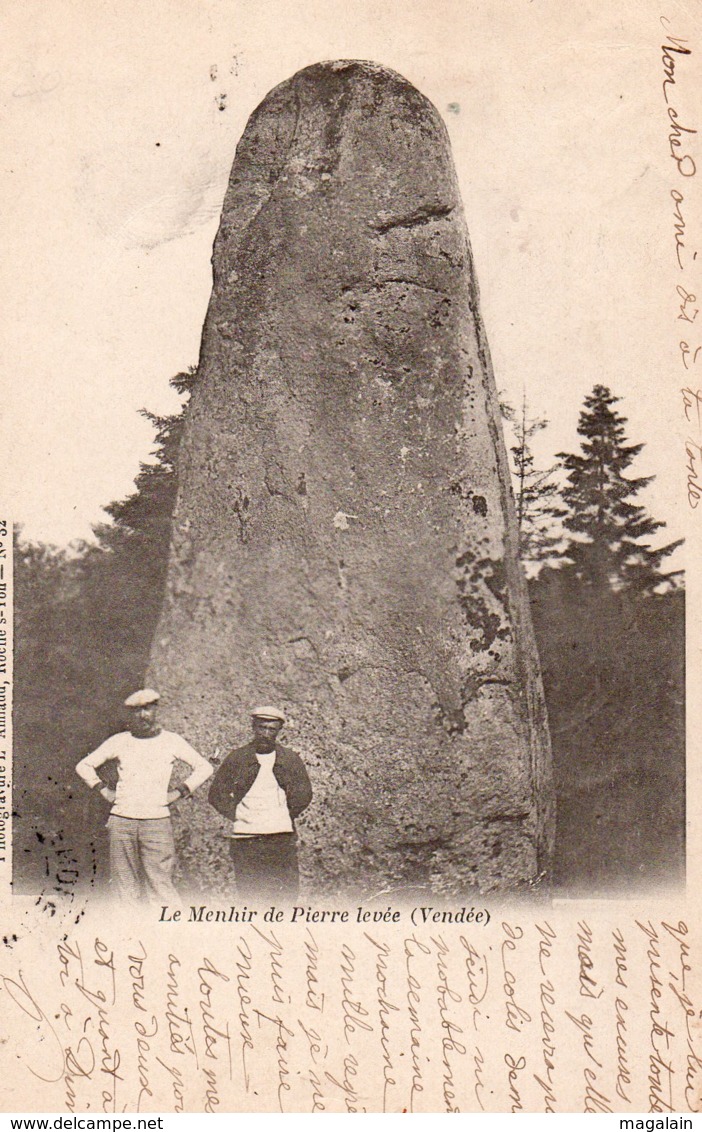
[1,0,699,1115]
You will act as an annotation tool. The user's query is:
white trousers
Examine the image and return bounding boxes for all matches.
[107,815,180,903]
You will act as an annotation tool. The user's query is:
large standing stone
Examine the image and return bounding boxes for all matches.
[151,60,553,897]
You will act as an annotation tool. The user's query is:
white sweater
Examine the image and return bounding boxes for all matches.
[232,752,294,836]
[75,729,213,819]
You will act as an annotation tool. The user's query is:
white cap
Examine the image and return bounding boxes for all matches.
[124,688,160,708]
[251,705,286,723]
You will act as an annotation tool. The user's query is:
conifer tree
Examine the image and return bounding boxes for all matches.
[555,384,681,593]
[501,393,560,569]
[90,367,196,637]
[95,368,195,552]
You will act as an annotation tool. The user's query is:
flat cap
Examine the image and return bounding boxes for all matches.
[124,688,160,708]
[251,705,286,723]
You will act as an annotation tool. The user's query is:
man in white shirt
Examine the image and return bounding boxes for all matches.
[208,706,313,901]
[75,688,213,902]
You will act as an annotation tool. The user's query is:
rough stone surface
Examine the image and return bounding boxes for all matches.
[150,60,553,897]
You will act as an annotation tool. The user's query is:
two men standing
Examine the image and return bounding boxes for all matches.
[76,693,312,903]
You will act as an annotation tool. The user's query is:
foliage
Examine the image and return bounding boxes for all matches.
[92,367,197,634]
[529,569,684,889]
[13,371,195,893]
[13,373,685,894]
[500,392,561,568]
[554,384,682,593]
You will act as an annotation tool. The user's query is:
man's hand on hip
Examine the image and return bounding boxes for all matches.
[100,787,116,804]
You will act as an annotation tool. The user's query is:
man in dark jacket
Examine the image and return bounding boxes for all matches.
[208,706,312,901]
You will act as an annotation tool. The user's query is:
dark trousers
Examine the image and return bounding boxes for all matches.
[229,833,299,902]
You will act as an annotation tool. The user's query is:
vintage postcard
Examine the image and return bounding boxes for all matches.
[1,0,701,1114]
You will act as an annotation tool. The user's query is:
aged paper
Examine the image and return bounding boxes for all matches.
[2,0,701,1114]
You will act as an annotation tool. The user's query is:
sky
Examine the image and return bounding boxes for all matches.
[2,0,700,556]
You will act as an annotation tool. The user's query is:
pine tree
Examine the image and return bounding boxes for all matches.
[91,367,196,637]
[555,384,682,593]
[501,393,561,569]
[95,368,195,552]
